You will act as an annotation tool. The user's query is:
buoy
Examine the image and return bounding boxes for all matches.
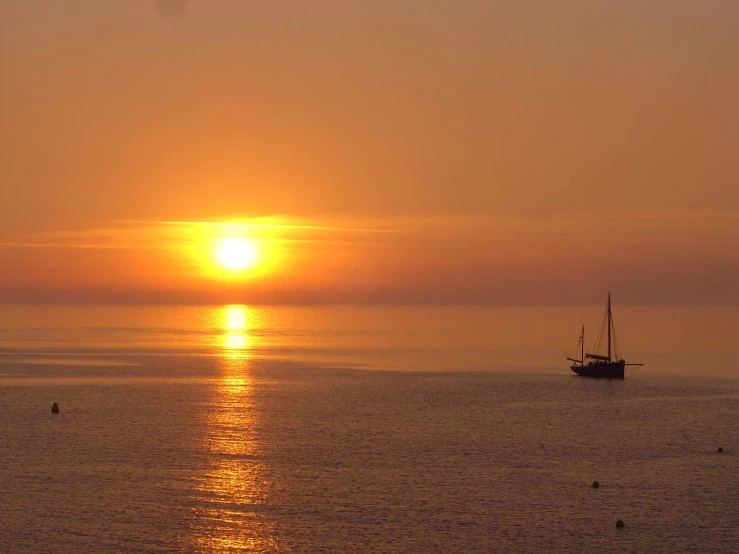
[51,403,60,414]
[718,447,723,453]
[592,480,600,488]
[616,519,624,528]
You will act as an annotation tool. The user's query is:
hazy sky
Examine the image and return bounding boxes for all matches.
[1,1,737,304]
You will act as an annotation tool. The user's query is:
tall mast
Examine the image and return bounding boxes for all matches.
[581,325,585,364]
[607,293,611,362]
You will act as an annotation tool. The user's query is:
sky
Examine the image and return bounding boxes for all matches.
[1,0,737,304]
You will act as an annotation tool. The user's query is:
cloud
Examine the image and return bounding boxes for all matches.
[156,0,189,18]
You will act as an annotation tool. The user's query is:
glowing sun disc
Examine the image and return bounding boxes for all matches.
[215,237,258,271]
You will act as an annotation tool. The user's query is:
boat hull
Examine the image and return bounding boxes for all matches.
[570,360,625,379]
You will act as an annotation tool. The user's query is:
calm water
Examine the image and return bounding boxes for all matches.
[1,305,737,553]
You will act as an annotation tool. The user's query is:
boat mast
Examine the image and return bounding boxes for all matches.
[607,293,611,362]
[581,325,585,364]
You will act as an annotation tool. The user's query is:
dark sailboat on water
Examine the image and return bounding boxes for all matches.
[567,293,643,379]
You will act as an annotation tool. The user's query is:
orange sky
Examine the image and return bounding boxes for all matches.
[1,1,737,304]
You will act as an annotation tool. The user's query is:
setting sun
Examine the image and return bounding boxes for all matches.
[214,237,258,271]
[185,221,282,282]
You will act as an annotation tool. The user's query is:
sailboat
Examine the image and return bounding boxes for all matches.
[567,293,643,379]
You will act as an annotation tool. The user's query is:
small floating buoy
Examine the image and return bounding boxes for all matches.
[51,403,60,414]
[616,519,624,528]
[592,480,600,488]
[718,447,723,453]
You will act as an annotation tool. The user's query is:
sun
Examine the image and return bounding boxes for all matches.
[187,221,279,280]
[214,237,259,271]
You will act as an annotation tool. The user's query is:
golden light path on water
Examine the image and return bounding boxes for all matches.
[223,305,250,356]
[189,305,282,552]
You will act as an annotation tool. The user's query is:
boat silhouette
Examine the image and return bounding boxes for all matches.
[567,294,643,379]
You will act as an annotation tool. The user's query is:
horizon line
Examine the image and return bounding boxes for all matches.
[0,301,736,308]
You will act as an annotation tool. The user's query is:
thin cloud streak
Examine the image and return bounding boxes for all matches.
[2,210,737,254]
[0,210,736,306]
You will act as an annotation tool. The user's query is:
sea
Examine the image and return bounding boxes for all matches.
[0,304,737,553]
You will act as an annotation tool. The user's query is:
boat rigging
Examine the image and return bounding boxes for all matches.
[567,293,643,379]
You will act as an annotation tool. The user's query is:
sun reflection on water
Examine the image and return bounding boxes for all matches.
[222,305,250,360]
[188,305,281,552]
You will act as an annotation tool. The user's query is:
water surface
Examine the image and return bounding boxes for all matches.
[1,305,737,552]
